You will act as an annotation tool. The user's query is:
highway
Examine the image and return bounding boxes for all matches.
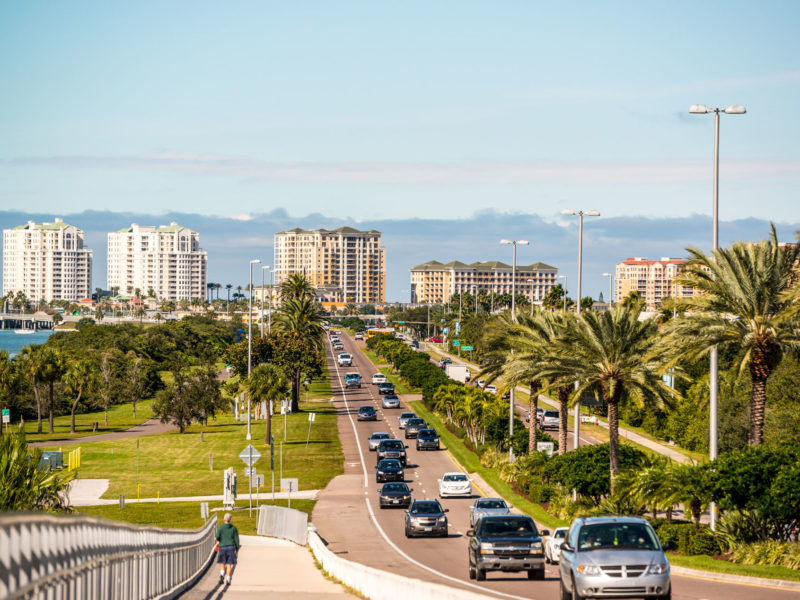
[311,331,798,600]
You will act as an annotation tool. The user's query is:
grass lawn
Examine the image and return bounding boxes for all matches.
[361,349,385,367]
[22,401,156,443]
[306,364,333,399]
[409,399,568,531]
[47,401,343,499]
[78,499,315,536]
[379,368,417,395]
[667,554,800,582]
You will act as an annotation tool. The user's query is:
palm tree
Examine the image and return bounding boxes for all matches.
[665,226,800,446]
[279,273,315,303]
[273,297,325,342]
[64,359,97,433]
[19,346,45,433]
[0,351,14,438]
[246,364,290,445]
[226,284,233,314]
[534,305,675,482]
[38,347,66,434]
[215,283,222,301]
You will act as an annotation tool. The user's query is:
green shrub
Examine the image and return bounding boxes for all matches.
[656,523,725,556]
[528,483,555,504]
[731,540,800,569]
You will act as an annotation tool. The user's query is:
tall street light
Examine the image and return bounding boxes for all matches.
[526,279,535,316]
[500,239,529,462]
[261,265,270,337]
[559,275,567,312]
[690,103,746,531]
[603,272,613,307]
[247,259,261,441]
[561,209,600,451]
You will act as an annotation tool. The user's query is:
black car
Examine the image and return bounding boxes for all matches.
[416,428,440,450]
[467,515,546,581]
[357,405,377,421]
[377,382,395,395]
[376,439,408,466]
[404,418,426,439]
[376,459,405,483]
[378,482,413,508]
[405,499,449,537]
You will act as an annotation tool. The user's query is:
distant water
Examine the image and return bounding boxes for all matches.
[0,329,56,357]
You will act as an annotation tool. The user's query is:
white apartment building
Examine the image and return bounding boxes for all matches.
[2,218,93,302]
[107,223,207,301]
[614,257,695,308]
[410,260,558,304]
[274,227,386,303]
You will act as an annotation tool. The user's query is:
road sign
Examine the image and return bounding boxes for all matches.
[244,467,257,476]
[461,345,473,351]
[452,339,460,347]
[397,320,405,324]
[2,409,9,424]
[249,474,264,488]
[308,412,316,422]
[238,444,261,467]
[536,441,555,456]
[280,478,298,492]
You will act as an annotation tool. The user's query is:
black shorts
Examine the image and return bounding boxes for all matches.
[217,545,237,565]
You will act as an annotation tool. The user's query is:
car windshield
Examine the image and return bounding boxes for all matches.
[400,413,415,419]
[443,474,468,482]
[382,483,408,493]
[407,419,424,426]
[479,517,537,537]
[359,407,374,413]
[554,529,567,539]
[476,500,506,509]
[544,411,559,418]
[418,430,436,438]
[578,523,660,551]
[370,433,390,440]
[381,441,404,450]
[378,460,401,469]
[410,502,442,514]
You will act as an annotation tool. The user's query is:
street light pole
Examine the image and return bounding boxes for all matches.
[526,279,535,316]
[689,103,745,531]
[603,273,613,307]
[247,259,261,441]
[559,275,567,312]
[500,239,529,462]
[261,266,270,338]
[561,209,600,450]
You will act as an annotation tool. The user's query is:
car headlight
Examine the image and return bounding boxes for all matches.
[377,471,384,475]
[577,564,602,576]
[530,542,543,552]
[649,563,668,575]
[437,516,447,524]
[480,542,494,555]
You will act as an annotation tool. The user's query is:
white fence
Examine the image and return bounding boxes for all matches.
[0,513,216,600]
[256,506,308,545]
[308,528,489,600]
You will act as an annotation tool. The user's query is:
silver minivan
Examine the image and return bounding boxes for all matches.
[559,516,673,600]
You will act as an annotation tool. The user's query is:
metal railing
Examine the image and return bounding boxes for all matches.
[0,513,217,600]
[256,506,307,545]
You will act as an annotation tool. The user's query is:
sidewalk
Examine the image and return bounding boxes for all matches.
[422,342,690,464]
[68,478,320,506]
[30,417,177,448]
[181,535,355,599]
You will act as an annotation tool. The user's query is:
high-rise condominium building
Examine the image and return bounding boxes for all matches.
[274,227,386,303]
[107,223,207,301]
[614,257,695,308]
[410,260,558,304]
[2,218,93,302]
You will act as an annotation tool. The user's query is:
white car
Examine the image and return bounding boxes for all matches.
[438,472,472,498]
[372,373,388,385]
[337,353,353,367]
[354,332,364,340]
[544,527,569,564]
[484,385,497,395]
[540,410,559,429]
[476,379,486,388]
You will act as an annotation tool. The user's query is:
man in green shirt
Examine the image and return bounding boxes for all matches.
[215,513,241,585]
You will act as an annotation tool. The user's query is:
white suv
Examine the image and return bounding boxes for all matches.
[338,353,353,367]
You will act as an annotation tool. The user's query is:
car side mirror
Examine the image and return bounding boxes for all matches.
[466,529,474,537]
[663,540,677,551]
[540,529,550,537]
[444,508,449,513]
[404,445,409,449]
[560,542,573,553]
[377,489,381,493]
[409,489,414,492]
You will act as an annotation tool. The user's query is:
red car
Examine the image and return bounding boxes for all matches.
[427,337,443,343]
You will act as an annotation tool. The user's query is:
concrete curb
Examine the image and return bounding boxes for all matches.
[670,565,800,591]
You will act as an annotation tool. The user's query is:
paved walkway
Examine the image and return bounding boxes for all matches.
[181,535,354,599]
[422,342,691,463]
[30,417,177,448]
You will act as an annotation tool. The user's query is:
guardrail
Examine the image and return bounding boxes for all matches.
[308,527,489,600]
[0,513,217,600]
[256,505,308,545]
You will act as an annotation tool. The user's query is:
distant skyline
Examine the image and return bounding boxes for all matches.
[1,209,797,303]
[1,2,799,296]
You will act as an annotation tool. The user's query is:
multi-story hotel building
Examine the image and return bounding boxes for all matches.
[274,227,386,303]
[614,257,695,308]
[2,218,93,302]
[107,223,207,301]
[410,260,558,304]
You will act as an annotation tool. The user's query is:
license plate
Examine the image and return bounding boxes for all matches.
[393,500,400,504]
[424,527,432,532]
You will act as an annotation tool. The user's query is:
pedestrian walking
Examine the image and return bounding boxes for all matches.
[215,512,240,585]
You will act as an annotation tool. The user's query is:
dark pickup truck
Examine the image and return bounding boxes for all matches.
[467,515,547,581]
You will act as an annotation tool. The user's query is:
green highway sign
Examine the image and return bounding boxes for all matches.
[461,346,473,351]
[397,321,405,324]
[452,339,460,347]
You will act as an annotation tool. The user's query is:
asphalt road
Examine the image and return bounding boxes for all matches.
[312,332,798,600]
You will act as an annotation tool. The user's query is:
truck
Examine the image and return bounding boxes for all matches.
[344,372,362,388]
[445,363,470,384]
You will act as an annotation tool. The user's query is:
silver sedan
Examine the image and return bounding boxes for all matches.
[469,497,511,527]
[368,432,392,451]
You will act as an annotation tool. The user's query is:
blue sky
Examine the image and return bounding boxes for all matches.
[1,2,799,299]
